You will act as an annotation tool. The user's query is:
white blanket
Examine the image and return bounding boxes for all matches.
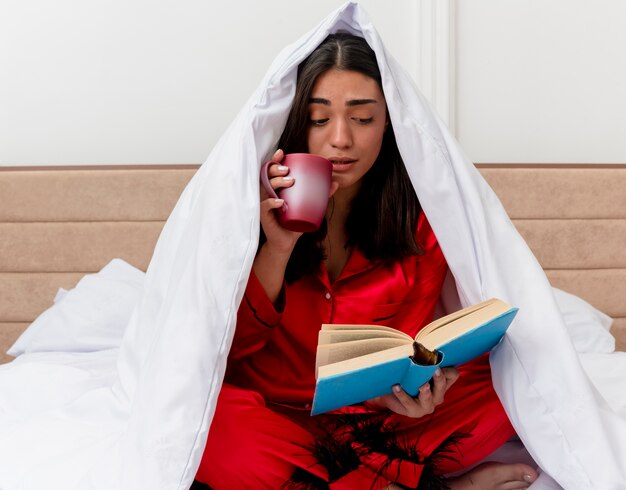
[1,3,625,489]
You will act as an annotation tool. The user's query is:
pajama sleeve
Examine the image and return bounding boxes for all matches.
[229,268,286,360]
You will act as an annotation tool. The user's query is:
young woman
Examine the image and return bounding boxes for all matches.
[195,34,537,490]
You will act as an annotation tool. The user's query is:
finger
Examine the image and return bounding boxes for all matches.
[442,367,460,387]
[431,368,447,405]
[269,175,294,191]
[391,384,420,412]
[372,392,409,415]
[268,163,290,178]
[271,148,284,162]
[393,383,433,415]
[416,382,434,412]
[260,197,284,213]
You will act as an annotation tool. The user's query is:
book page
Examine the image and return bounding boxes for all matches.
[318,329,410,345]
[416,300,512,350]
[315,337,410,372]
[416,298,501,338]
[322,323,411,336]
[317,343,414,378]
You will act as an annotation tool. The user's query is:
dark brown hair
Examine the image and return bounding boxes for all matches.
[270,33,423,282]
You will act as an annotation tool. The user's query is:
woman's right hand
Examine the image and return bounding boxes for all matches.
[260,149,303,255]
[253,149,304,305]
[364,367,460,418]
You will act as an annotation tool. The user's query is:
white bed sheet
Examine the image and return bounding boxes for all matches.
[3,259,624,489]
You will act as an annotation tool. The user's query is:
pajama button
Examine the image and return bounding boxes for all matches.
[324,292,331,300]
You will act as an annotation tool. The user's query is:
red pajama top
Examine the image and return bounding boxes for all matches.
[225,213,448,407]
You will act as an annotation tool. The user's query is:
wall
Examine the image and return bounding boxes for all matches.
[455,0,626,163]
[0,0,418,166]
[2,1,625,166]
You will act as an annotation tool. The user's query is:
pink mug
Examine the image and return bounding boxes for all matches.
[260,153,333,232]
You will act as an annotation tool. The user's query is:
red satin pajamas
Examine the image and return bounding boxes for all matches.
[196,214,515,488]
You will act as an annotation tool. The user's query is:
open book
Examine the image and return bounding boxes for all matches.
[311,298,518,415]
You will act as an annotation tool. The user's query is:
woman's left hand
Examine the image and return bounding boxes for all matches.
[364,367,460,418]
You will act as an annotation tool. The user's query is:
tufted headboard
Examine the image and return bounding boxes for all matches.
[1,164,624,363]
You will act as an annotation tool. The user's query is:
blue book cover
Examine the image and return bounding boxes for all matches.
[311,299,518,415]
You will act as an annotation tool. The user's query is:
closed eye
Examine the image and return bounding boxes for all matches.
[310,118,329,126]
[353,117,373,124]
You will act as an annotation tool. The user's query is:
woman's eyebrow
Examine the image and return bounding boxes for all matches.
[308,97,378,107]
[309,97,330,105]
[346,99,377,107]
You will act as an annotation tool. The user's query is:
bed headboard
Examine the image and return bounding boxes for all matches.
[0,166,196,362]
[479,164,626,351]
[1,164,624,363]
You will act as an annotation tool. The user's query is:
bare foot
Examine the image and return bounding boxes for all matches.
[447,462,538,489]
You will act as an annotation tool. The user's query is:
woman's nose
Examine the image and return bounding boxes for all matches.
[329,119,352,149]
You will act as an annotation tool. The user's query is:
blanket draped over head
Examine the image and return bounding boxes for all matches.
[1,3,625,489]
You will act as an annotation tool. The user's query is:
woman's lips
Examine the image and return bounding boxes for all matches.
[329,157,356,171]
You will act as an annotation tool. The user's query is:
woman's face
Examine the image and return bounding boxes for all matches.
[306,69,387,194]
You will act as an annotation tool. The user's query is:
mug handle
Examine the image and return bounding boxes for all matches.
[260,160,288,211]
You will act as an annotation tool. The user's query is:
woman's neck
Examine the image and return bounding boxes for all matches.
[323,185,358,282]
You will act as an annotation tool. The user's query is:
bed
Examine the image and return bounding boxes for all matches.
[1,163,624,363]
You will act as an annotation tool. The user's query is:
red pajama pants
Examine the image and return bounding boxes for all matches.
[195,357,515,489]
